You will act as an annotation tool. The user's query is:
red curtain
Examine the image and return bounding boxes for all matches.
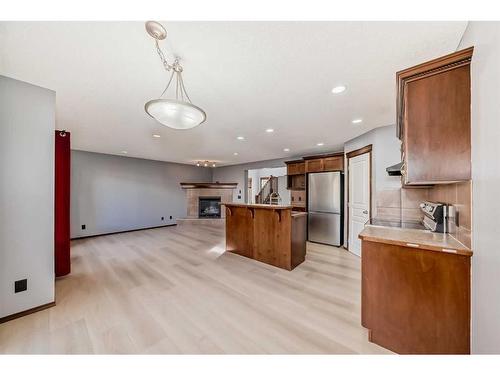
[55,130,71,277]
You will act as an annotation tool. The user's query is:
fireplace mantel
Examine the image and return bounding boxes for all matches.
[180,182,237,189]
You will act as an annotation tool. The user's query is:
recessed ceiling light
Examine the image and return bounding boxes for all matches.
[212,163,216,167]
[316,143,324,146]
[233,152,239,156]
[331,85,346,94]
[283,148,290,152]
[196,162,200,167]
[152,134,161,138]
[266,128,274,133]
[352,119,363,124]
[204,162,208,167]
[236,136,245,140]
[121,150,128,154]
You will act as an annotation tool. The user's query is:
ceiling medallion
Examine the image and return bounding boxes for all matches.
[144,21,206,130]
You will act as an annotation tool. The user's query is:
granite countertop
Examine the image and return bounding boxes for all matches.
[359,225,473,256]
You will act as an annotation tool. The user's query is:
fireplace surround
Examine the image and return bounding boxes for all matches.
[180,182,237,219]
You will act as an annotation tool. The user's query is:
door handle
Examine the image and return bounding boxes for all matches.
[363,210,368,214]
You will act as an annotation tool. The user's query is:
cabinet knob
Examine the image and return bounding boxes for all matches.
[363,210,368,214]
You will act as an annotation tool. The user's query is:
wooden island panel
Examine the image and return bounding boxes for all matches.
[225,205,253,258]
[224,203,307,270]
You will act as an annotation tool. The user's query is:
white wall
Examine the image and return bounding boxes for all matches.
[71,150,212,238]
[0,76,55,318]
[247,166,288,204]
[458,21,500,354]
[212,158,290,203]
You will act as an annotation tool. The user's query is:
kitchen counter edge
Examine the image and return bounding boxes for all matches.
[359,225,472,256]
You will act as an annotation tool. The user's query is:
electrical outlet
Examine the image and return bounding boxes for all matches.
[15,279,27,293]
[81,224,86,230]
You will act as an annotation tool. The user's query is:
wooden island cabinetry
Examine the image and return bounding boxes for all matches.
[224,203,307,270]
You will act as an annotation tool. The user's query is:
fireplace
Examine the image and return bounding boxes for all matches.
[198,196,222,218]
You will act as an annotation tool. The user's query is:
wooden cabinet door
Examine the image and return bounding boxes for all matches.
[403,65,471,184]
[397,47,473,185]
[362,240,470,354]
[296,162,305,174]
[292,174,306,190]
[287,162,305,176]
[323,156,344,171]
[305,158,324,173]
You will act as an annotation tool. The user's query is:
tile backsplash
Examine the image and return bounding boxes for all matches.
[375,187,430,222]
[428,181,472,249]
[374,181,472,249]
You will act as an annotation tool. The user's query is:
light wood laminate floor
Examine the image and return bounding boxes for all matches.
[0,224,390,354]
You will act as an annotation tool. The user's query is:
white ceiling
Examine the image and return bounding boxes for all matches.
[0,21,467,166]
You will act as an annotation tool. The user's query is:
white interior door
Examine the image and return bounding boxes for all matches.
[348,152,371,257]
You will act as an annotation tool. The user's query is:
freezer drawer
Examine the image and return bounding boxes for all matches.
[308,212,341,246]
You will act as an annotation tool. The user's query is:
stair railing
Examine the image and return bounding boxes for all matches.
[255,176,279,204]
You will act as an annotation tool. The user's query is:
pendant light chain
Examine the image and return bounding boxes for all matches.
[154,39,172,71]
[154,38,192,104]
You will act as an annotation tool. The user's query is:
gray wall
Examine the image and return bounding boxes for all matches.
[0,76,55,318]
[459,21,500,354]
[344,124,402,197]
[212,158,290,203]
[343,124,402,245]
[71,151,212,238]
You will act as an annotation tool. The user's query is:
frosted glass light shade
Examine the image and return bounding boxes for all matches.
[145,99,206,130]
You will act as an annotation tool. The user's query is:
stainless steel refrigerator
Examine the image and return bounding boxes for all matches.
[308,171,343,246]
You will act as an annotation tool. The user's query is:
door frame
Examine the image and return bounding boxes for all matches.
[345,144,372,251]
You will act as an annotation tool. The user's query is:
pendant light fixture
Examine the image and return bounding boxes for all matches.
[144,21,206,130]
[196,160,216,168]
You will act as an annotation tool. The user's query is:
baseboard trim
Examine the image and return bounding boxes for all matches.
[0,301,56,324]
[71,223,177,240]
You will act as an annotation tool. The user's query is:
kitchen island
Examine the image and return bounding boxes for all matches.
[223,203,307,270]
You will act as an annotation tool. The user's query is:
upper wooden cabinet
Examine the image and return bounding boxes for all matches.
[305,158,324,173]
[285,160,306,191]
[286,160,305,176]
[323,156,344,171]
[304,153,344,173]
[397,47,473,185]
